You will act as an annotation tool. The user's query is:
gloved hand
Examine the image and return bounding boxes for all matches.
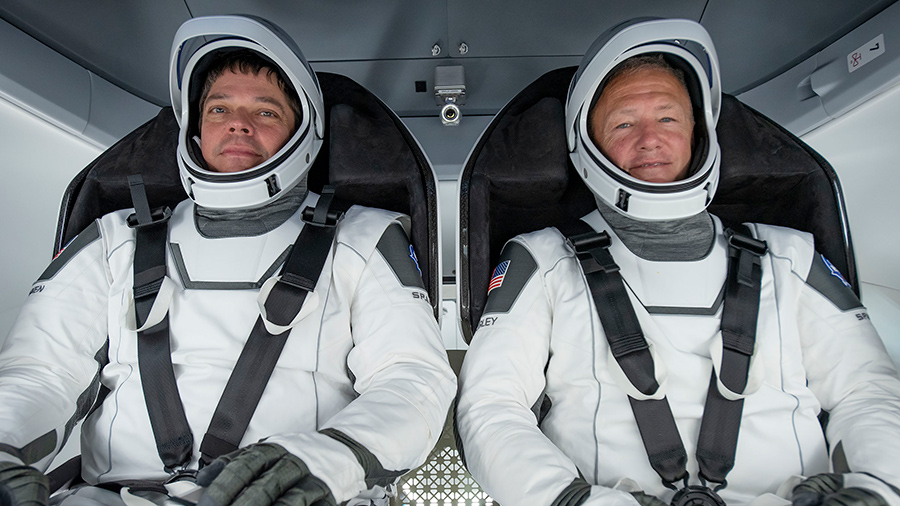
[196,443,336,506]
[630,491,668,506]
[0,462,48,506]
[792,473,888,506]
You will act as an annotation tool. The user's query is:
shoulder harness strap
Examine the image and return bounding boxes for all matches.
[127,175,188,471]
[199,186,343,466]
[128,178,343,471]
[561,221,767,494]
[695,226,766,486]
[562,220,687,487]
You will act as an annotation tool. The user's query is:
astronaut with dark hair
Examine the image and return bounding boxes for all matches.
[0,15,455,506]
[456,18,900,506]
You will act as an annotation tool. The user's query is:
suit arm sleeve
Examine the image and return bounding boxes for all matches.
[269,220,456,503]
[798,252,900,495]
[0,222,110,471]
[456,240,632,506]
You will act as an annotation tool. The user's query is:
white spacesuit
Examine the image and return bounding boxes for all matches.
[0,15,455,506]
[455,18,900,506]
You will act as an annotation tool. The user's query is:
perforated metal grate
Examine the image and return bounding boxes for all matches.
[392,412,495,506]
[394,446,493,506]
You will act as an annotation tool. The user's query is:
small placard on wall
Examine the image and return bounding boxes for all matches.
[848,34,885,73]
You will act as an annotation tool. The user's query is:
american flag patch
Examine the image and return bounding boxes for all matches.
[821,255,851,288]
[488,260,510,294]
[53,238,76,260]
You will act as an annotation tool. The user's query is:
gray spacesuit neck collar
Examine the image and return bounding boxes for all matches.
[594,196,714,262]
[194,176,309,238]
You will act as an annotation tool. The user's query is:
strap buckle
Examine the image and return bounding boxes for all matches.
[670,484,726,506]
[126,174,173,229]
[725,227,768,287]
[301,185,343,227]
[127,206,172,229]
[725,228,767,257]
[567,231,619,275]
[567,230,611,253]
[301,206,342,227]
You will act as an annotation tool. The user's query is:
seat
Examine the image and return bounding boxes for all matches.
[53,72,441,320]
[457,66,859,342]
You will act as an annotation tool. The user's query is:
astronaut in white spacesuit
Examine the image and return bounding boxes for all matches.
[0,15,456,506]
[455,18,900,506]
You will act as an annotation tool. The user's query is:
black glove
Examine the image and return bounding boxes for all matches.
[630,491,668,506]
[0,462,48,506]
[196,443,336,506]
[792,473,888,506]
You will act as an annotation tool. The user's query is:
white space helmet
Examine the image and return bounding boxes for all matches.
[169,15,325,209]
[566,18,722,221]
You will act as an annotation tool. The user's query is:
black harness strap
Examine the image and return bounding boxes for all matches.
[127,175,191,471]
[128,178,343,471]
[563,221,766,492]
[199,187,342,465]
[565,224,687,487]
[695,227,766,486]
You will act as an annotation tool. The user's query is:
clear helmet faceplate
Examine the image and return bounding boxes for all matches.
[169,15,325,209]
[566,18,722,221]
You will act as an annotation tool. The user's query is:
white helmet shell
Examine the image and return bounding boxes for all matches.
[566,18,722,221]
[169,15,325,209]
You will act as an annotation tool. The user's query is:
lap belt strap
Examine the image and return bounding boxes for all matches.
[127,178,342,471]
[562,221,766,492]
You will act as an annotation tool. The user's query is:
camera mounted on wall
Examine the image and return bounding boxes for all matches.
[434,65,466,126]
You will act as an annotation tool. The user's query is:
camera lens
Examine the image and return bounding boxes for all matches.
[441,103,461,125]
